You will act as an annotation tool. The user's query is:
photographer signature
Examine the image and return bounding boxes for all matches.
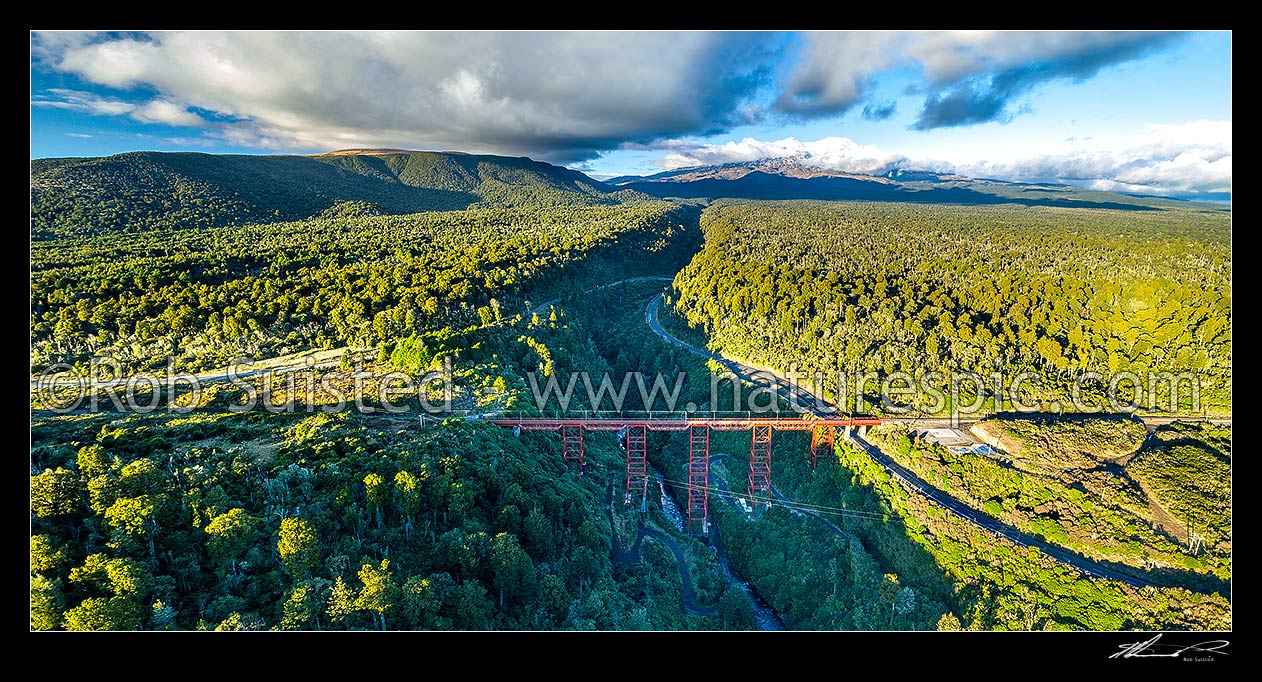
[1111,634,1229,660]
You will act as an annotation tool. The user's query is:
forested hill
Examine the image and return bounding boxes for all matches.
[31,150,639,238]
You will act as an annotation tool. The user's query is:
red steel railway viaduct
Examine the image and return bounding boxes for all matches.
[489,417,881,534]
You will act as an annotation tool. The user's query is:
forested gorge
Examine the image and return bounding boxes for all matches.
[669,201,1232,412]
[32,202,696,375]
[30,149,1231,632]
[29,280,742,631]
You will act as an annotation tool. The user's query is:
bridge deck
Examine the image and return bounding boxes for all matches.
[488,417,881,432]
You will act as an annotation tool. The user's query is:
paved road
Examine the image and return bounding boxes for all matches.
[531,276,675,315]
[644,294,1192,590]
[846,433,1165,587]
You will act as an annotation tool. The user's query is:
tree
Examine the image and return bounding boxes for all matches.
[31,575,64,630]
[490,533,536,609]
[76,444,110,479]
[936,612,962,631]
[537,573,570,627]
[277,517,319,579]
[394,470,421,536]
[523,509,555,561]
[150,600,178,630]
[119,458,162,496]
[204,508,257,571]
[104,495,156,536]
[31,468,78,518]
[327,576,356,628]
[567,546,602,597]
[63,597,130,631]
[894,586,917,621]
[364,473,387,529]
[30,534,66,574]
[452,580,491,630]
[401,573,453,630]
[355,559,398,631]
[719,588,755,630]
[63,555,149,631]
[281,578,331,630]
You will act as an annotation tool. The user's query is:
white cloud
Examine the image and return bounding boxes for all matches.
[655,120,1231,196]
[660,136,916,175]
[958,120,1232,195]
[32,88,205,128]
[131,99,206,127]
[33,89,135,116]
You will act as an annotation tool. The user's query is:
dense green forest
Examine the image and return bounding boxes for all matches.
[30,409,731,630]
[29,277,747,631]
[32,202,697,376]
[551,282,1229,630]
[669,200,1232,413]
[832,430,1229,629]
[31,257,1231,631]
[32,150,647,238]
[31,167,1231,631]
[874,418,1230,580]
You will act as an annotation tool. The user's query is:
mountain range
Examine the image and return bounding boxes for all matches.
[605,156,1209,211]
[31,149,1220,238]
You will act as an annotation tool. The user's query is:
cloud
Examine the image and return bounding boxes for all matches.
[658,136,917,174]
[776,31,1183,128]
[32,88,206,127]
[774,31,906,115]
[32,30,1191,162]
[912,32,1183,129]
[957,120,1231,195]
[33,88,135,116]
[28,30,1202,161]
[64,132,91,138]
[862,101,897,121]
[131,99,205,127]
[32,31,784,162]
[653,120,1231,196]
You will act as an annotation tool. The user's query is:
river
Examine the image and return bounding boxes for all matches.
[651,466,786,631]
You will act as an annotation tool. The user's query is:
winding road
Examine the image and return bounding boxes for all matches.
[31,274,1225,594]
[644,293,1204,590]
[532,276,675,316]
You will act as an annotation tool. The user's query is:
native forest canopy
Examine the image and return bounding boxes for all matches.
[671,200,1231,413]
[31,150,1230,631]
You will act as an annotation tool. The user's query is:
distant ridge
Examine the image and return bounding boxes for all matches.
[608,156,1224,211]
[31,150,640,238]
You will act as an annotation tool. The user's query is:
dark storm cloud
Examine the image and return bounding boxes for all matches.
[34,31,787,163]
[913,32,1185,129]
[776,31,1185,126]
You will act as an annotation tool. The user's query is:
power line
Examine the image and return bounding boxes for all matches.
[655,475,903,525]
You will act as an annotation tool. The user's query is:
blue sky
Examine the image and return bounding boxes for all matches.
[31,31,1231,197]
